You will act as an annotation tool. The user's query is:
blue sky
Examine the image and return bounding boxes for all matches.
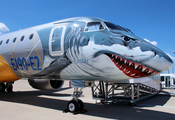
[0,0,175,74]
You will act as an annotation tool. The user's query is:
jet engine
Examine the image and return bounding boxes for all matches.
[28,79,64,90]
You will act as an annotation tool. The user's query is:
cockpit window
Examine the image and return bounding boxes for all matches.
[85,22,104,32]
[105,22,134,34]
[104,22,123,31]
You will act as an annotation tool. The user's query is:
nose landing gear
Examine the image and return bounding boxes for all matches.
[64,88,87,114]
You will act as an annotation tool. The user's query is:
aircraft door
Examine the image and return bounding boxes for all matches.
[49,23,67,56]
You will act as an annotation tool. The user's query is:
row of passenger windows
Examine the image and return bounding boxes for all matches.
[0,34,34,45]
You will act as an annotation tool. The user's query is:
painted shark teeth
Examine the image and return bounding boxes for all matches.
[129,62,132,66]
[142,67,147,72]
[108,54,158,78]
[134,64,139,69]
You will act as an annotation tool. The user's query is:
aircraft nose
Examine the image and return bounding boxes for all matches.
[140,40,173,73]
[154,47,172,63]
[155,48,173,72]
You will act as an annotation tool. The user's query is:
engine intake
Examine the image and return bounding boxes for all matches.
[28,79,64,90]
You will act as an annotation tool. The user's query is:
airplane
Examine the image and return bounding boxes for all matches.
[0,17,173,113]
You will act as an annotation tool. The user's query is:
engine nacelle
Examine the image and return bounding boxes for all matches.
[28,79,64,90]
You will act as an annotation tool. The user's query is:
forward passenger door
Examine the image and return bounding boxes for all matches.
[49,23,67,56]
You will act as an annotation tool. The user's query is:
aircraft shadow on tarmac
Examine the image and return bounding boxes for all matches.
[0,89,174,120]
[136,92,172,107]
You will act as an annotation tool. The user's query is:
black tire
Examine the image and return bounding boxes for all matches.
[0,83,6,92]
[78,99,84,111]
[67,100,79,112]
[6,84,13,92]
[101,100,105,105]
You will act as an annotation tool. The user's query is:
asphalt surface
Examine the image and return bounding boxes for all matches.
[0,80,175,120]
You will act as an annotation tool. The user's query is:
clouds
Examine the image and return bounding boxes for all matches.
[0,23,9,34]
[144,38,157,46]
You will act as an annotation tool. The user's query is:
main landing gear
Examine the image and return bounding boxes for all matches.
[64,88,87,114]
[0,82,13,92]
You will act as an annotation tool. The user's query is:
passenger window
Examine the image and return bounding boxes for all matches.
[21,36,24,41]
[0,40,2,45]
[29,34,33,40]
[13,37,17,43]
[85,22,104,32]
[6,39,9,44]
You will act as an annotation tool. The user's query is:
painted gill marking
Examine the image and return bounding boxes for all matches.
[67,28,77,60]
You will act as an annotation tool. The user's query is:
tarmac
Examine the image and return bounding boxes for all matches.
[0,80,175,120]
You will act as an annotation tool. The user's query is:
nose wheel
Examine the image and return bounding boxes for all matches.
[78,99,84,111]
[67,99,83,112]
[66,99,86,114]
[64,88,87,114]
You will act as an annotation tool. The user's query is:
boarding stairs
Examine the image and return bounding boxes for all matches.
[91,75,161,105]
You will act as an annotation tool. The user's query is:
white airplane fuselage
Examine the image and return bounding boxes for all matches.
[0,17,173,90]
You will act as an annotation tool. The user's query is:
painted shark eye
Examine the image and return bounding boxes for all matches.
[123,36,135,42]
[123,36,130,42]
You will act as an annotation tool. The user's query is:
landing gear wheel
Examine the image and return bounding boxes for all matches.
[0,83,6,92]
[101,99,105,105]
[78,99,84,111]
[67,100,79,112]
[6,84,13,92]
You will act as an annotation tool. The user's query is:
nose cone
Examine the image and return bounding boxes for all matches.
[137,39,173,73]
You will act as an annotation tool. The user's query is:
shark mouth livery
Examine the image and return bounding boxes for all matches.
[106,54,158,78]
